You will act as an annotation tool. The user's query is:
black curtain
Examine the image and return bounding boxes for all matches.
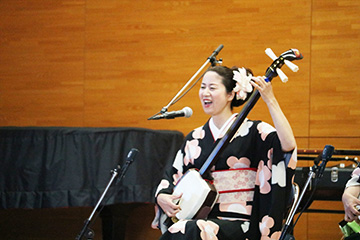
[0,127,184,209]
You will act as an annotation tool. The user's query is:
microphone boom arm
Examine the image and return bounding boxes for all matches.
[163,60,210,113]
[148,44,224,119]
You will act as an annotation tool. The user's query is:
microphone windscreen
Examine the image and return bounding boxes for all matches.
[183,107,193,118]
[322,145,335,160]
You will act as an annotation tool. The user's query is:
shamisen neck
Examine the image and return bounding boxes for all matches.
[199,115,249,177]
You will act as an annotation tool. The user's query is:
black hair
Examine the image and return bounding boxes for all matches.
[204,66,254,109]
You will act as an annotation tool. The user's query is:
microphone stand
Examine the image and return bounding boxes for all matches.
[280,145,334,240]
[279,163,317,240]
[75,149,138,240]
[148,44,223,120]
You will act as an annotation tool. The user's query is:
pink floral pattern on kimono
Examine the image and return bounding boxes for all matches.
[168,220,189,234]
[257,122,276,141]
[226,156,251,169]
[154,117,296,239]
[241,221,250,233]
[272,161,286,188]
[346,167,360,188]
[256,160,271,194]
[267,147,287,188]
[233,119,253,139]
[219,202,252,216]
[288,152,297,170]
[183,139,201,166]
[155,179,170,196]
[352,167,360,177]
[267,148,273,166]
[192,126,205,139]
[259,215,281,240]
[172,170,183,185]
[172,151,184,184]
[287,147,298,170]
[196,220,219,240]
[151,204,160,229]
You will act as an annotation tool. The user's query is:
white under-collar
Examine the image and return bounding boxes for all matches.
[209,113,238,140]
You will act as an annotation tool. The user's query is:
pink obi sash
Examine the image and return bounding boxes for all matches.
[212,168,257,204]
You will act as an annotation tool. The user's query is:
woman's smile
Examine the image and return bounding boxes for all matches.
[199,71,234,122]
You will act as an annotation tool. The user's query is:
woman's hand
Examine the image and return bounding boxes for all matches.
[250,76,275,105]
[342,186,360,222]
[157,193,182,217]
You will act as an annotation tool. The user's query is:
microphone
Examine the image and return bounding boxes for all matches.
[116,148,139,185]
[148,107,193,120]
[316,145,335,179]
[208,44,224,66]
[125,148,139,163]
[208,44,224,60]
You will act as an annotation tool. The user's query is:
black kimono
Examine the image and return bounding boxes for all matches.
[152,115,297,240]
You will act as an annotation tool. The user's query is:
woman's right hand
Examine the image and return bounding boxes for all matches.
[157,193,182,217]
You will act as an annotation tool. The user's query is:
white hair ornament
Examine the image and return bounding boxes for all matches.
[232,67,253,100]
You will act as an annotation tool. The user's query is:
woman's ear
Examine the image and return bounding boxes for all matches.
[227,91,235,102]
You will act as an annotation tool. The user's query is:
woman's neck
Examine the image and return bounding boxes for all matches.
[212,110,233,129]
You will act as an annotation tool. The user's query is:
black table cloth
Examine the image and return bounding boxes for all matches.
[0,127,184,209]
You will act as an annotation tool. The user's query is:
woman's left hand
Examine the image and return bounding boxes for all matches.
[250,76,275,104]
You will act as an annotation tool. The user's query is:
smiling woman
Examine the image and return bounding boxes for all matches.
[153,65,297,240]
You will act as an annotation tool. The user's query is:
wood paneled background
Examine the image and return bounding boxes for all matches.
[1,0,359,239]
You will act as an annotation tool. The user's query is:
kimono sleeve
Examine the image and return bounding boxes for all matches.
[248,128,297,239]
[155,149,185,197]
[152,132,193,231]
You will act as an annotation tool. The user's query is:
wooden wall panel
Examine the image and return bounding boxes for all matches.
[0,0,86,126]
[310,0,360,137]
[294,201,345,240]
[82,0,311,136]
[0,0,312,136]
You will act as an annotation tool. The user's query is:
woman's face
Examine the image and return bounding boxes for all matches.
[199,71,234,117]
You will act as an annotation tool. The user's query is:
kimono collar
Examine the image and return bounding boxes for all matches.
[209,113,238,140]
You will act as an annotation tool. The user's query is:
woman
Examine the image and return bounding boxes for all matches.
[152,66,297,239]
[342,167,360,222]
